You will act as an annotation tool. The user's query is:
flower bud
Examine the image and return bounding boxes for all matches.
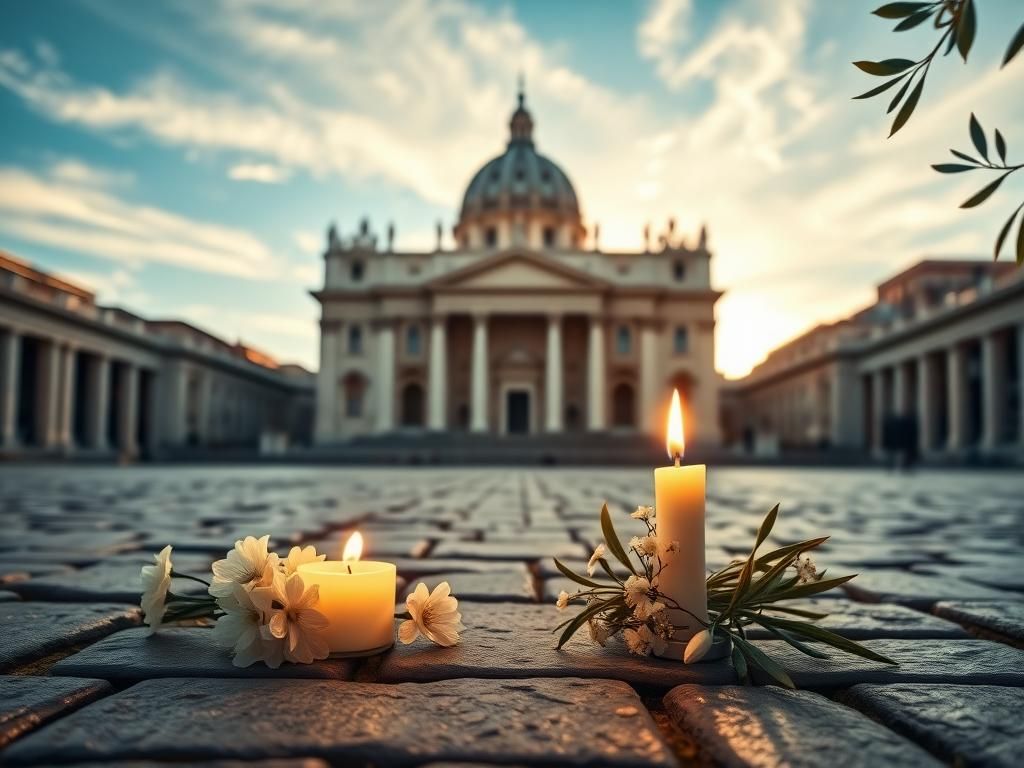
[683,628,712,664]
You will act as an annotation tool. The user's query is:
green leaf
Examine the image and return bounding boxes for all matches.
[960,173,1009,208]
[763,618,898,665]
[872,2,929,18]
[761,605,830,620]
[894,8,934,31]
[994,205,1022,261]
[886,76,913,114]
[555,596,617,649]
[951,149,980,164]
[731,644,749,683]
[931,163,975,173]
[852,73,908,100]
[956,0,976,61]
[599,503,637,576]
[726,504,779,617]
[968,113,988,161]
[854,58,916,76]
[889,77,924,136]
[764,574,857,601]
[744,548,803,603]
[1004,21,1024,66]
[762,624,833,659]
[732,635,795,689]
[1017,215,1024,266]
[553,558,606,590]
[995,129,1007,164]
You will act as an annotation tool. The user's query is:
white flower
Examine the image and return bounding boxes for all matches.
[623,574,655,617]
[209,535,279,599]
[633,600,666,622]
[587,543,606,577]
[664,540,680,555]
[281,545,326,575]
[588,618,611,647]
[796,555,818,584]
[631,505,654,520]
[398,581,465,647]
[213,582,285,668]
[684,628,713,664]
[556,590,570,610]
[624,624,666,656]
[629,535,659,557]
[257,571,330,665]
[140,545,173,635]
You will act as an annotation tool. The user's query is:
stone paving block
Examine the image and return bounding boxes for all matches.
[915,563,1024,592]
[52,628,357,681]
[399,569,537,603]
[3,676,676,767]
[752,638,1024,688]
[0,591,19,602]
[0,602,141,672]
[934,600,1024,641]
[841,683,1024,768]
[0,676,111,748]
[432,539,587,561]
[375,601,735,688]
[49,760,329,767]
[0,562,73,584]
[664,684,939,767]
[742,599,968,640]
[391,556,522,577]
[842,569,1017,609]
[5,561,206,603]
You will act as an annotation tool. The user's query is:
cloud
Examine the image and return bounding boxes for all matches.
[228,161,291,183]
[0,161,278,278]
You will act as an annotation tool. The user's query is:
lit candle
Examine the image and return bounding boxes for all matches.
[297,532,397,656]
[653,389,708,656]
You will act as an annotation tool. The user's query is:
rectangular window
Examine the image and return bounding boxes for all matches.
[674,326,689,355]
[616,325,632,356]
[348,325,363,355]
[406,325,421,357]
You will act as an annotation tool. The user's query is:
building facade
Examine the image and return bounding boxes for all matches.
[313,91,722,445]
[0,252,314,459]
[724,260,1024,462]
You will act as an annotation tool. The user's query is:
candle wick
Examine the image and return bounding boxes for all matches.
[674,454,680,468]
[347,564,352,574]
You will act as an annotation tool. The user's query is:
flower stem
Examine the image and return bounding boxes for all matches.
[171,570,211,587]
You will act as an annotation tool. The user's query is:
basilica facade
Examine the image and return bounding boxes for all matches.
[312,91,722,445]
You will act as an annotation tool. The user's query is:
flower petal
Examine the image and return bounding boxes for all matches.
[397,619,420,645]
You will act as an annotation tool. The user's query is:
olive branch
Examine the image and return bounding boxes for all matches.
[552,503,896,690]
[853,1,1024,264]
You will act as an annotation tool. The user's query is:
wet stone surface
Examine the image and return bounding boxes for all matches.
[841,683,1024,768]
[665,684,940,767]
[0,465,1021,765]
[0,676,111,748]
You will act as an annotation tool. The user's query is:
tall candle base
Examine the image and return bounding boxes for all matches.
[652,630,731,663]
[328,641,394,659]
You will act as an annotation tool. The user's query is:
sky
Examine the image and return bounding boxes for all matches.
[0,0,1022,378]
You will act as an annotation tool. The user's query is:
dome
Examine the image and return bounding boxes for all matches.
[455,87,584,251]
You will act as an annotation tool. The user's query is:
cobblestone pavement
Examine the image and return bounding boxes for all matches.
[0,465,1022,766]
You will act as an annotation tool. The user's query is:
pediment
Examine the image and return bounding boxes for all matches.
[430,251,606,291]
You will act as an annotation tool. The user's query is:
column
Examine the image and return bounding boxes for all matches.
[0,329,19,447]
[428,316,447,430]
[470,315,489,432]
[58,344,77,449]
[946,344,964,452]
[587,317,606,430]
[639,323,658,432]
[88,355,111,450]
[315,324,338,443]
[916,354,933,453]
[375,322,395,432]
[870,369,884,455]
[118,363,139,457]
[980,332,1003,450]
[545,314,563,432]
[39,339,61,448]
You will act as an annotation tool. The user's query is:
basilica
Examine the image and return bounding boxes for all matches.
[312,90,722,445]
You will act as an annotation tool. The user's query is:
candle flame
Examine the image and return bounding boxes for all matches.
[666,389,685,462]
[342,531,363,562]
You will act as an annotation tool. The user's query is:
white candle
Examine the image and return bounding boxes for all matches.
[654,389,708,651]
[297,532,396,655]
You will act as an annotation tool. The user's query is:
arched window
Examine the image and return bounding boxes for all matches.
[673,326,689,355]
[485,227,498,247]
[401,383,425,427]
[673,260,686,282]
[616,325,632,357]
[612,383,635,428]
[342,373,367,418]
[406,325,421,357]
[543,227,556,247]
[347,325,363,355]
[350,260,365,282]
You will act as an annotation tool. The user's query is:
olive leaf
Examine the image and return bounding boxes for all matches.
[853,58,916,75]
[956,0,977,61]
[1005,21,1024,66]
[969,113,987,161]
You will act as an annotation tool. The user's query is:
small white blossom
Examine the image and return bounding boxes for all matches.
[684,629,713,664]
[255,571,330,665]
[210,535,279,599]
[588,618,611,647]
[140,545,173,635]
[629,535,659,557]
[632,600,665,622]
[213,582,285,668]
[623,574,657,620]
[795,555,818,584]
[631,505,654,521]
[586,543,606,577]
[556,590,570,610]
[281,545,326,575]
[398,581,465,647]
[624,624,666,656]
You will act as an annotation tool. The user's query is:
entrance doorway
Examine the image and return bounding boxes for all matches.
[506,390,530,434]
